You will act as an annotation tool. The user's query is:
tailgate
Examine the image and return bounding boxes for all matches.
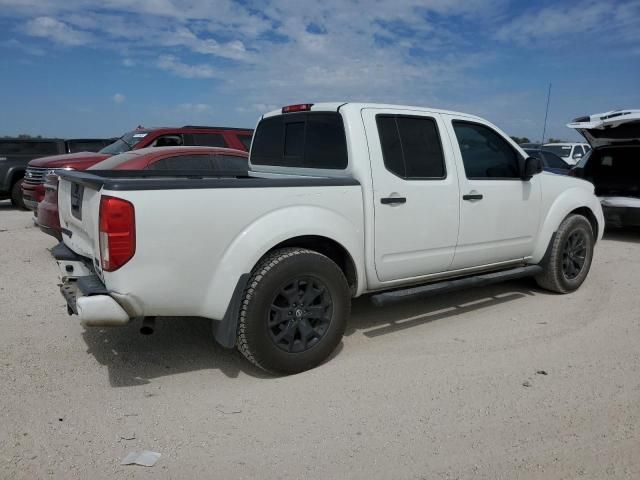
[57,174,102,260]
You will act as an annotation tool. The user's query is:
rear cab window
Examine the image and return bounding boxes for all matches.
[251,112,348,170]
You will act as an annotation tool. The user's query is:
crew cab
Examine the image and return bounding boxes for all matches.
[53,103,604,374]
[0,137,113,209]
[26,125,253,238]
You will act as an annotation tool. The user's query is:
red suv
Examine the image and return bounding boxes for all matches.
[22,125,252,209]
[24,125,253,239]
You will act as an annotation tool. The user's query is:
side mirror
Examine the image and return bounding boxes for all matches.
[522,156,543,180]
[573,152,583,160]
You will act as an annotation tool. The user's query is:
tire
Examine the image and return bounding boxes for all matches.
[237,247,351,375]
[10,178,26,210]
[535,214,594,293]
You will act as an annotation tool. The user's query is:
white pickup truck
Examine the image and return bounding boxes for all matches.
[54,102,604,374]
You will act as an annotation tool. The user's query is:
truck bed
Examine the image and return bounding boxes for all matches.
[56,169,364,321]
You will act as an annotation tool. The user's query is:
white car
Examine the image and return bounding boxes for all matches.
[567,109,640,228]
[543,142,591,166]
[53,102,604,374]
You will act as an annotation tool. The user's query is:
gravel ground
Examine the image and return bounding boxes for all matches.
[1,201,639,479]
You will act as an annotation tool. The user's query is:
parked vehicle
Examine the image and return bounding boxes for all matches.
[53,102,604,374]
[0,137,114,208]
[567,110,640,228]
[524,148,571,175]
[543,142,591,166]
[27,125,253,239]
[39,147,248,240]
[22,126,252,211]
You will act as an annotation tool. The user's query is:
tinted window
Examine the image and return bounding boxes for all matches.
[214,154,248,175]
[252,113,347,169]
[251,116,283,164]
[572,146,585,157]
[190,133,226,147]
[376,115,445,179]
[154,135,183,147]
[0,141,59,155]
[284,122,305,157]
[150,154,213,170]
[453,121,521,179]
[541,151,569,169]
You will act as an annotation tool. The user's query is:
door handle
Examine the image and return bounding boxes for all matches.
[462,193,483,201]
[380,196,406,205]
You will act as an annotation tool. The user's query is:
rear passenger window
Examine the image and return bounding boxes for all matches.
[452,121,521,179]
[252,113,347,169]
[189,133,226,147]
[376,115,446,179]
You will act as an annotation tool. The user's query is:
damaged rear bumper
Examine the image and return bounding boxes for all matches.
[52,242,131,327]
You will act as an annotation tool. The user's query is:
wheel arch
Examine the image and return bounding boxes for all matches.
[531,187,604,264]
[266,235,358,294]
[569,206,599,240]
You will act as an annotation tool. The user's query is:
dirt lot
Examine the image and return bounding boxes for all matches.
[1,201,639,479]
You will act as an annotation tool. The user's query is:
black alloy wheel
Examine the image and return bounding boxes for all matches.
[561,230,587,280]
[268,276,333,353]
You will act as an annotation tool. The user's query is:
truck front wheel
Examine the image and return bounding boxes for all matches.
[10,178,26,210]
[237,247,351,374]
[535,214,595,293]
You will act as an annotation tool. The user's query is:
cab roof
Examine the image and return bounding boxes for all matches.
[262,102,484,122]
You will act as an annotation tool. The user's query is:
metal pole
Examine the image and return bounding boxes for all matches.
[540,83,552,147]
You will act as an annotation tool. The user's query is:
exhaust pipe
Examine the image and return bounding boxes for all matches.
[140,317,156,335]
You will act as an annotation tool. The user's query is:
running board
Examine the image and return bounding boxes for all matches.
[370,265,543,307]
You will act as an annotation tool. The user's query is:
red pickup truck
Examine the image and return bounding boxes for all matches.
[24,125,253,239]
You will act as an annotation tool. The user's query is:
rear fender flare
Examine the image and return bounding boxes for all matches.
[200,205,365,320]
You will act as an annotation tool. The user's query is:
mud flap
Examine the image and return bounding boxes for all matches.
[213,274,249,349]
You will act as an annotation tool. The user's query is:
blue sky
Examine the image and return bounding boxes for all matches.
[0,0,639,142]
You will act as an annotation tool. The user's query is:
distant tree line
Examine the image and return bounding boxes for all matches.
[510,136,570,145]
[1,134,43,138]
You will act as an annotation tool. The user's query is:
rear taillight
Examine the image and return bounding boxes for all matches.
[99,196,135,272]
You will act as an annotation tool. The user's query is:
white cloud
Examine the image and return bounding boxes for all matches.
[177,103,211,113]
[112,93,125,103]
[122,58,135,67]
[156,55,216,78]
[23,16,91,46]
[495,1,640,45]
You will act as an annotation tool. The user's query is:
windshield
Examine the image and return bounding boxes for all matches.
[99,130,150,155]
[544,145,573,158]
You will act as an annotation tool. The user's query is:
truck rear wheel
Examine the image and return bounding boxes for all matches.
[535,214,594,293]
[237,247,350,374]
[10,178,26,210]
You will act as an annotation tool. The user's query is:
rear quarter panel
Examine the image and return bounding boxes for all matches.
[93,184,364,319]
